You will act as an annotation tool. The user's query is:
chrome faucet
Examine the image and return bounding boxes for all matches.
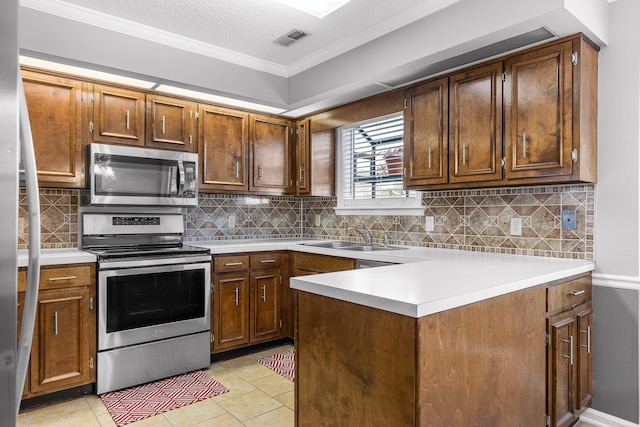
[348,223,372,244]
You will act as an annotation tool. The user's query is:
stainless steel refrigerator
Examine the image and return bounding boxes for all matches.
[1,0,41,424]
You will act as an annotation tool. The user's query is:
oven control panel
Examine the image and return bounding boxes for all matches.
[112,216,161,226]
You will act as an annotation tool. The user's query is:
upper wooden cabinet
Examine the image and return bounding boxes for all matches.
[404,77,449,188]
[449,61,503,184]
[404,33,598,191]
[146,94,197,152]
[504,36,597,183]
[295,119,311,196]
[198,105,249,192]
[22,69,86,188]
[249,115,294,194]
[91,84,146,146]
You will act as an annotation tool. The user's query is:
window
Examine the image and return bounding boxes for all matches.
[336,112,423,215]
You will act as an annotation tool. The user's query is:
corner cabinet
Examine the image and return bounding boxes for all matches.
[21,68,86,188]
[211,252,286,353]
[546,273,593,427]
[18,263,96,399]
[249,115,294,195]
[198,105,249,192]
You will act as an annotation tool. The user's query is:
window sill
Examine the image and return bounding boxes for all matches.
[334,206,425,216]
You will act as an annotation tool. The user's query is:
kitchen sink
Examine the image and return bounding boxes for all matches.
[302,241,408,251]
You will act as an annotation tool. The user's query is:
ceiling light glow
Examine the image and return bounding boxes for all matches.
[274,0,350,18]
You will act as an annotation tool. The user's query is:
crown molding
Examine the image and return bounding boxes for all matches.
[20,0,289,77]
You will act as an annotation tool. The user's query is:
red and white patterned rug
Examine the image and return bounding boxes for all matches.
[100,370,228,426]
[258,349,295,382]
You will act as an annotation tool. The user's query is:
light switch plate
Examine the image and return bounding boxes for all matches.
[562,211,577,230]
[227,215,236,228]
[510,218,522,236]
[425,216,435,232]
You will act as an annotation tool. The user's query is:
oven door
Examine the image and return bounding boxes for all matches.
[98,260,210,351]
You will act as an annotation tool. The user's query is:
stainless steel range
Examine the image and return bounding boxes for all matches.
[81,208,211,394]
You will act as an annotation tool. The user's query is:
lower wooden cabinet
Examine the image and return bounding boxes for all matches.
[546,273,593,427]
[211,252,286,353]
[18,263,96,399]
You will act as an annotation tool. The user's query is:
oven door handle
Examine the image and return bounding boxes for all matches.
[177,160,186,197]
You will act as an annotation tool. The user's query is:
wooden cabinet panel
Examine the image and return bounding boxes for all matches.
[449,62,503,183]
[30,287,92,394]
[250,115,293,194]
[547,275,591,313]
[295,119,311,195]
[146,94,197,152]
[92,84,145,146]
[504,40,574,179]
[199,105,249,192]
[575,301,593,415]
[547,310,575,427]
[213,255,249,273]
[250,252,282,270]
[404,77,449,187]
[250,270,280,343]
[292,252,354,276]
[213,273,250,351]
[22,69,85,188]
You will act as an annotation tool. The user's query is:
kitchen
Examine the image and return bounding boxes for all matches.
[2,0,639,426]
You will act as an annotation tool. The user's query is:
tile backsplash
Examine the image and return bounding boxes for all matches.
[20,184,595,260]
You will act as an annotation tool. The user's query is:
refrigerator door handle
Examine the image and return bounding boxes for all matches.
[15,76,41,413]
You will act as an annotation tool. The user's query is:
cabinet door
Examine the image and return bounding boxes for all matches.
[30,287,94,394]
[199,105,248,192]
[22,69,85,188]
[296,119,311,196]
[574,301,593,415]
[504,40,574,179]
[547,310,576,427]
[250,269,280,343]
[146,94,197,152]
[404,77,449,188]
[92,84,145,146]
[449,62,503,183]
[250,115,293,194]
[213,273,250,352]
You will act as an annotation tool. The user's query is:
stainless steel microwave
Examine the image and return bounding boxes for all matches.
[82,143,198,207]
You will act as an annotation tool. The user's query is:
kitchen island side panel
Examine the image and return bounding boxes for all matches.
[416,284,547,426]
[295,291,417,427]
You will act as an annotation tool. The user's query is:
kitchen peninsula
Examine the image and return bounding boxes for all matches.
[289,249,594,426]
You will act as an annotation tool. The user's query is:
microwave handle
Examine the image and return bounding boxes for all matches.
[177,160,186,196]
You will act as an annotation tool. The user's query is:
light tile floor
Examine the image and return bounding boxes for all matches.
[17,344,295,427]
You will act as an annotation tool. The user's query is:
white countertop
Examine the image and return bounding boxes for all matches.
[196,239,595,318]
[18,249,96,267]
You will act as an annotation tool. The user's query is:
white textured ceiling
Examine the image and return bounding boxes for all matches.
[53,0,453,76]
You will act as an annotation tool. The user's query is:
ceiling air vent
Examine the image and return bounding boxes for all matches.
[273,29,309,47]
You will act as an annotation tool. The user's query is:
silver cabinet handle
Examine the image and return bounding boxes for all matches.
[126,109,130,130]
[462,143,467,165]
[567,290,585,296]
[561,337,574,365]
[48,276,77,281]
[234,287,239,306]
[522,131,527,158]
[299,166,304,183]
[260,259,276,264]
[262,285,266,302]
[54,311,58,335]
[225,262,244,267]
[428,147,432,169]
[161,115,166,134]
[235,161,240,179]
[587,326,591,354]
[258,165,263,180]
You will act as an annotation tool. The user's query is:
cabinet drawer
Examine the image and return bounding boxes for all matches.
[18,265,92,292]
[250,253,283,270]
[214,255,249,273]
[293,252,355,275]
[547,275,592,313]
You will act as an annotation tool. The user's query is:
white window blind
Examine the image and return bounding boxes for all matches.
[336,112,422,215]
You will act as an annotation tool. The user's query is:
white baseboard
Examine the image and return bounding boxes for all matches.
[581,408,639,427]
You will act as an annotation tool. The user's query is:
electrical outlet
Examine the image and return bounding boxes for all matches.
[425,216,435,232]
[562,211,577,230]
[314,214,321,227]
[510,218,522,236]
[228,215,236,228]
